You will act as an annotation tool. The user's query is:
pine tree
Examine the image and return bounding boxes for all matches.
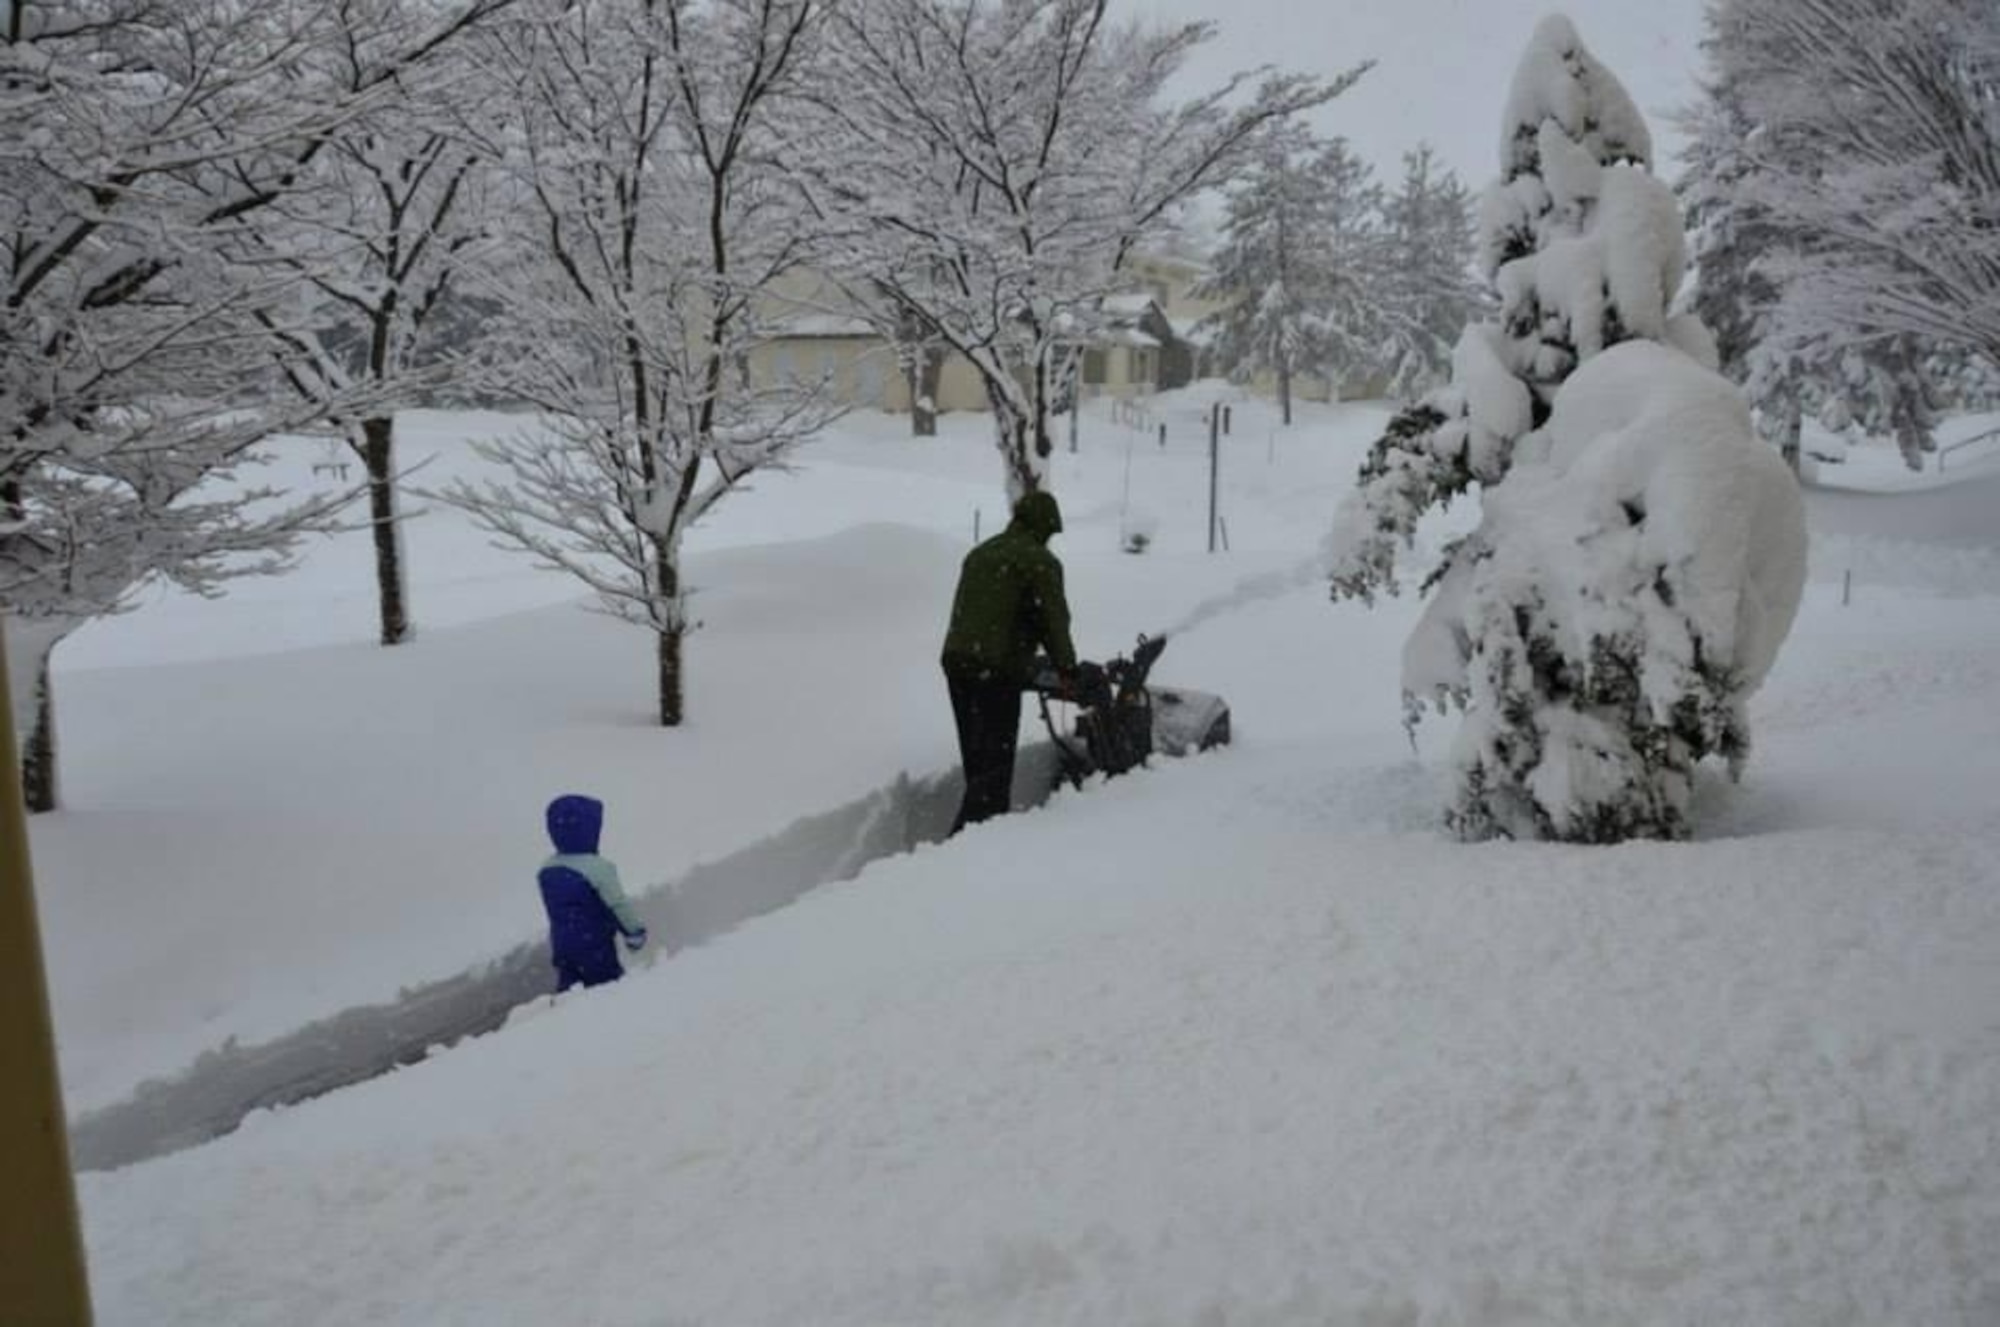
[1326,15,1807,844]
[1678,88,1810,471]
[1373,146,1482,399]
[1196,126,1383,424]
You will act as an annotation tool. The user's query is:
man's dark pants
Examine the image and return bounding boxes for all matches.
[944,662,1021,833]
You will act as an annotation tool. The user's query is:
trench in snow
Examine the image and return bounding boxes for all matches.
[70,746,1064,1172]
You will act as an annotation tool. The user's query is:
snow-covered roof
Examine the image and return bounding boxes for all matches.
[768,314,880,339]
[1101,293,1158,318]
[1102,327,1161,349]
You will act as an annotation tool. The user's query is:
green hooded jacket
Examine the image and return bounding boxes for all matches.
[940,490,1078,685]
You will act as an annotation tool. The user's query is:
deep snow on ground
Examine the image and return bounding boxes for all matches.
[40,390,1365,1111]
[37,391,2000,1323]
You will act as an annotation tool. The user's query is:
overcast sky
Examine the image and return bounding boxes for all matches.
[1132,0,1712,192]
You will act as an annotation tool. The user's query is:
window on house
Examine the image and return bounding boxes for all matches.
[1082,349,1107,385]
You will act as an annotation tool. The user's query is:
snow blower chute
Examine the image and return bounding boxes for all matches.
[1030,634,1230,790]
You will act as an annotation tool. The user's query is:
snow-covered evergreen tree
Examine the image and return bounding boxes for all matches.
[442,0,830,727]
[1677,85,1813,470]
[1195,126,1383,425]
[1370,146,1482,399]
[1327,15,1807,843]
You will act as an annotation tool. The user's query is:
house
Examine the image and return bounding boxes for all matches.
[744,312,992,414]
[1128,245,1396,404]
[1077,293,1193,400]
[746,262,1202,417]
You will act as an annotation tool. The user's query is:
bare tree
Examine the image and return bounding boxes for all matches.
[443,0,831,726]
[792,0,1367,497]
[253,0,511,645]
[1,0,512,809]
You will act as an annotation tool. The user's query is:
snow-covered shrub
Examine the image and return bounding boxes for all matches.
[1327,15,1808,843]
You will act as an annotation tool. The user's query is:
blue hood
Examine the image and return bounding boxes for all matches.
[546,794,604,855]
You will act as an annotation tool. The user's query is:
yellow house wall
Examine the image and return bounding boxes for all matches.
[746,337,890,407]
[1244,366,1392,404]
[1077,344,1160,402]
[747,337,994,415]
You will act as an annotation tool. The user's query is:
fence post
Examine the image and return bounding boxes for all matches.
[1207,405,1220,554]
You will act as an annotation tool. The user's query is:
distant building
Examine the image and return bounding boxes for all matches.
[746,259,1208,417]
[745,251,1390,418]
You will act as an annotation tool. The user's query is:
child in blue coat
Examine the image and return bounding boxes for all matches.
[539,794,648,991]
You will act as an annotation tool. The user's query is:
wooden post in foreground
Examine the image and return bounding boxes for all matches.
[0,624,93,1325]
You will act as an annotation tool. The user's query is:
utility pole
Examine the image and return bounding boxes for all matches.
[1207,403,1220,554]
[0,626,94,1325]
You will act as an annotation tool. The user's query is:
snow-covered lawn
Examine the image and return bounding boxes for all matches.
[39,392,2000,1323]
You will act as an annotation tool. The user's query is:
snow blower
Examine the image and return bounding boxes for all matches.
[1030,634,1231,790]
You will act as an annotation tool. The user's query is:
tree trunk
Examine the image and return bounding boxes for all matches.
[909,345,942,438]
[988,399,1041,498]
[656,551,683,726]
[360,416,412,646]
[22,656,56,814]
[1279,363,1293,427]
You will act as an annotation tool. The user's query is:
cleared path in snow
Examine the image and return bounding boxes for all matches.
[69,750,1054,1171]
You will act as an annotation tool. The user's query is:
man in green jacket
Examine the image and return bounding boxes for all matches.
[940,490,1079,833]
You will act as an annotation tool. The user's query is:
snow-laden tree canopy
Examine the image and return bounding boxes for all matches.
[1197,132,1480,419]
[1195,125,1385,425]
[1683,0,2000,470]
[1,0,510,807]
[1328,14,1807,843]
[788,0,1365,498]
[1375,146,1484,400]
[441,0,833,727]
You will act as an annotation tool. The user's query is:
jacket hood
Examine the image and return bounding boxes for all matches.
[546,794,604,855]
[1010,490,1063,542]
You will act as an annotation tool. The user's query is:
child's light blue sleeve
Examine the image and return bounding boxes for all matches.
[580,857,645,936]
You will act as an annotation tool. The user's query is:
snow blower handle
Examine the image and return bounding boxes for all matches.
[1032,634,1166,707]
[1028,656,1110,709]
